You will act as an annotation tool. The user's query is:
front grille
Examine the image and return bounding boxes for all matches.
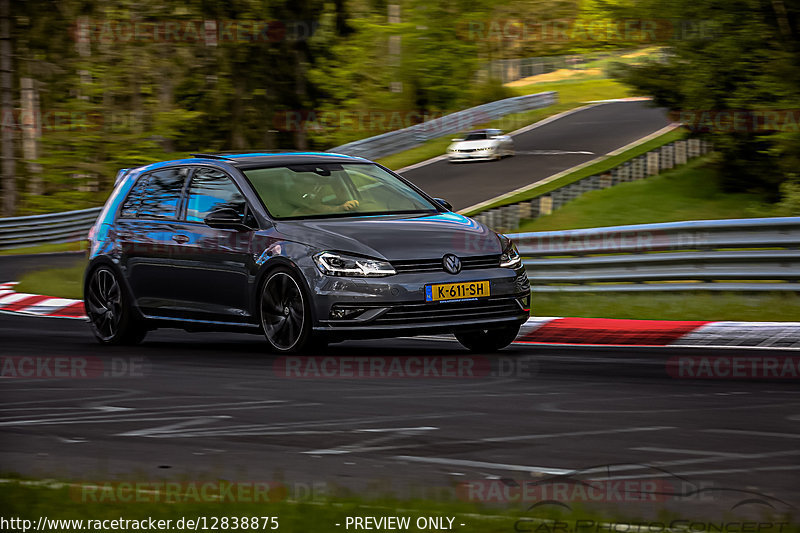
[373,297,522,326]
[392,254,500,274]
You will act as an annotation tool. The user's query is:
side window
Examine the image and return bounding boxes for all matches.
[119,174,150,218]
[185,167,246,223]
[136,168,189,220]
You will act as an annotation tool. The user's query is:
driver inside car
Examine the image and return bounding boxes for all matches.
[291,173,359,215]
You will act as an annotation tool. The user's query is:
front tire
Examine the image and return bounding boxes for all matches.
[455,324,521,352]
[259,268,314,353]
[85,266,147,345]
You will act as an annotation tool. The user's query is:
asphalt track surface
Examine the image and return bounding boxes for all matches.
[1,106,798,522]
[400,101,672,211]
[2,312,799,519]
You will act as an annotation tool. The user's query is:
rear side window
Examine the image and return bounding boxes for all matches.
[119,168,189,220]
[185,167,246,223]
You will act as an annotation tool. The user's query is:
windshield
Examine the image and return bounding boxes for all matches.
[243,163,439,219]
[463,132,488,141]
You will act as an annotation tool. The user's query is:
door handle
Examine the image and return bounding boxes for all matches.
[172,234,190,244]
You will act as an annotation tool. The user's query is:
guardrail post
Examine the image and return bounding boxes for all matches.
[518,201,532,221]
[646,151,659,176]
[675,140,687,165]
[661,143,674,170]
[508,205,520,230]
[484,209,496,229]
[688,138,700,158]
[553,190,566,211]
[528,197,541,219]
[539,195,553,216]
[632,157,644,180]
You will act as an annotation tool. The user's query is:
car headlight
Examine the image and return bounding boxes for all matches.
[498,234,522,269]
[313,251,396,277]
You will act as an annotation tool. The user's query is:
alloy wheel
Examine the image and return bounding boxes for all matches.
[260,271,306,351]
[86,268,122,341]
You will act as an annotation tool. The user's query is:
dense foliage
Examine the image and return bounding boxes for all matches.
[601,0,800,199]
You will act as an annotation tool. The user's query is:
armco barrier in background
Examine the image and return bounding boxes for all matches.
[329,92,556,161]
[471,138,712,233]
[511,217,800,293]
[0,207,101,250]
[1,92,556,249]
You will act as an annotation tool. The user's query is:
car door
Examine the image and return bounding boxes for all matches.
[167,166,255,322]
[115,167,191,317]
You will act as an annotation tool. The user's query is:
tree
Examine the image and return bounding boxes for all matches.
[0,0,15,216]
[603,0,800,198]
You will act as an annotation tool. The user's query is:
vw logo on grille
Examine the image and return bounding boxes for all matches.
[443,254,462,274]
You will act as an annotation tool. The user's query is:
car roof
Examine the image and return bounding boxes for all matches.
[463,129,501,135]
[132,152,370,174]
[194,151,368,167]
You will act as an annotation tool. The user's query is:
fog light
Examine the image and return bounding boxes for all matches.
[330,306,366,320]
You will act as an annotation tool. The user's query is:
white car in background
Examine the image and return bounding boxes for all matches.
[447,129,514,162]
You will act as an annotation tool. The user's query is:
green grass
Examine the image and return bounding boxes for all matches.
[533,291,800,322]
[14,258,86,299]
[3,478,792,532]
[0,240,88,256]
[376,78,633,171]
[0,479,618,533]
[516,157,768,232]
[464,126,684,214]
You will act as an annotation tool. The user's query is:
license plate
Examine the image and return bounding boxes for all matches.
[425,280,490,302]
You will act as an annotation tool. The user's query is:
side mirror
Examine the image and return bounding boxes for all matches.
[434,198,453,211]
[204,208,251,231]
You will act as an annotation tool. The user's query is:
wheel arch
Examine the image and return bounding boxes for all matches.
[84,256,147,321]
[252,257,321,327]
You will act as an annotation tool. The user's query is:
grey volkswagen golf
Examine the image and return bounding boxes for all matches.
[85,152,530,353]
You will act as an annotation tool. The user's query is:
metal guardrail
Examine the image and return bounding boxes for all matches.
[511,217,800,293]
[0,207,101,250]
[329,92,557,161]
[2,206,798,295]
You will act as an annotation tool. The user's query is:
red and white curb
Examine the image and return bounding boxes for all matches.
[0,282,86,319]
[2,282,799,348]
[517,317,800,349]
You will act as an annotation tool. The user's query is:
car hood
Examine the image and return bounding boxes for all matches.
[448,139,497,150]
[274,212,501,260]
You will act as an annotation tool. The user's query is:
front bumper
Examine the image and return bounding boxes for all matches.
[307,267,530,337]
[447,151,496,162]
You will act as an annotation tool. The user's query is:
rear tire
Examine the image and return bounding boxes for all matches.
[85,266,147,345]
[455,324,521,352]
